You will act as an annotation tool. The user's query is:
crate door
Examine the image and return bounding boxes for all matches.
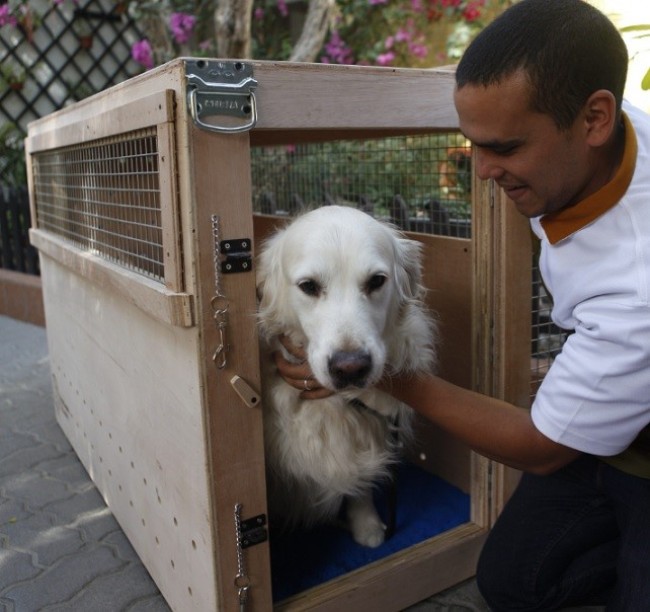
[186,124,273,612]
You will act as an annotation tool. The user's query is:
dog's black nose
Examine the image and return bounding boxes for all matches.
[328,350,372,389]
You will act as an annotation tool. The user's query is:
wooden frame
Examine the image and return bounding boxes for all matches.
[26,59,531,612]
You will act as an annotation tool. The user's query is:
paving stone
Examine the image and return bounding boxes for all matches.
[103,530,146,564]
[3,473,72,511]
[0,498,31,526]
[1,520,84,567]
[0,548,42,587]
[0,431,40,462]
[0,444,67,480]
[44,488,118,541]
[3,545,126,611]
[35,456,90,488]
[45,562,167,611]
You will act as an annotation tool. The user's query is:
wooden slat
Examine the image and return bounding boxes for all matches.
[276,524,486,612]
[250,62,459,131]
[158,121,184,292]
[26,90,175,153]
[30,229,194,327]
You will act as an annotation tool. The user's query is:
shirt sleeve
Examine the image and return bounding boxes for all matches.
[531,297,650,456]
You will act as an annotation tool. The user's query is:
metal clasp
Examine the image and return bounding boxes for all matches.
[186,60,258,134]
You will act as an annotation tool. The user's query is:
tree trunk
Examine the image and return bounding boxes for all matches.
[289,0,335,63]
[214,0,255,58]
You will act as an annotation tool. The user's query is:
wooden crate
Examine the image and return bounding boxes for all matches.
[26,59,531,612]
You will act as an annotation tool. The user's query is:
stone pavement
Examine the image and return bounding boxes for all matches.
[0,315,604,611]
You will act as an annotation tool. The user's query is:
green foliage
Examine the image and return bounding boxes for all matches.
[619,23,650,91]
[0,123,27,189]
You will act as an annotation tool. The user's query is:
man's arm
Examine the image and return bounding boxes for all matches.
[378,372,580,475]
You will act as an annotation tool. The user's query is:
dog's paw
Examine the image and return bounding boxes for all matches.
[351,519,386,548]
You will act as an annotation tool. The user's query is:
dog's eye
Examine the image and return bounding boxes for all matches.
[298,279,321,297]
[365,274,387,294]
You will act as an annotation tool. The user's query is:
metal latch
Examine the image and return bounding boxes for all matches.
[186,60,258,134]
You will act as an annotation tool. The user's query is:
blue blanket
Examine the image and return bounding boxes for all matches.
[270,462,470,602]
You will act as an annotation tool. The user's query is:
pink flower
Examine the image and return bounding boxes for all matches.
[408,42,428,58]
[323,31,354,64]
[376,52,396,66]
[254,7,265,20]
[369,0,388,4]
[132,39,154,70]
[410,0,423,12]
[169,12,196,45]
[395,28,411,43]
[277,0,288,17]
[0,5,17,27]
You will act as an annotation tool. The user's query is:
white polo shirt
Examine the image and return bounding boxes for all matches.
[530,101,650,468]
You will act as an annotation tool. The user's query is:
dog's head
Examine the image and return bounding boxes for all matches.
[256,206,436,391]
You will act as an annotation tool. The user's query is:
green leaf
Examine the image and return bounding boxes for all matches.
[619,24,650,33]
[642,67,650,91]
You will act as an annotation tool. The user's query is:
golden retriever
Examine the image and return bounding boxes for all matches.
[257,205,436,547]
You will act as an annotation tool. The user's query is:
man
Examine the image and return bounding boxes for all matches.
[275,0,650,608]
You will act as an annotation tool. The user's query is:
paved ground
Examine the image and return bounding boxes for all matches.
[0,315,604,611]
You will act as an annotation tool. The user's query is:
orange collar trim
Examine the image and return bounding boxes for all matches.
[540,112,637,245]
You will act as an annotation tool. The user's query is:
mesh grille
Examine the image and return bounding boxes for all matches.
[530,260,570,401]
[32,128,164,283]
[251,133,472,238]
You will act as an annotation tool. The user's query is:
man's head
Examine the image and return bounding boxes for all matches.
[454,0,629,218]
[456,0,628,131]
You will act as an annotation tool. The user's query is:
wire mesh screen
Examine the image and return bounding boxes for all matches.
[530,258,571,401]
[32,128,164,283]
[251,133,472,238]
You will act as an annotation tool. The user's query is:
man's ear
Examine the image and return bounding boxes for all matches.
[583,89,619,147]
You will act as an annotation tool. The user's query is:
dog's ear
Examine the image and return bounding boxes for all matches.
[392,236,425,302]
[256,230,290,338]
[389,233,438,374]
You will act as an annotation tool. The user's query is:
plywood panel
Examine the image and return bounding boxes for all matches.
[40,255,217,611]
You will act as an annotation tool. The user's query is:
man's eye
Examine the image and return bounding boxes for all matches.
[493,145,518,155]
[298,279,321,297]
[365,274,387,294]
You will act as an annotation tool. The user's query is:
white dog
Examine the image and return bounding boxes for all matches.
[257,206,436,548]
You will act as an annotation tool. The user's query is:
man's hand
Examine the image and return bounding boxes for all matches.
[273,335,333,399]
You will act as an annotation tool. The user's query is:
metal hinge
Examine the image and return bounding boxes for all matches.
[186,60,258,134]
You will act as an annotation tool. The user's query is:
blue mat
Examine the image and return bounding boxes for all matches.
[270,462,470,602]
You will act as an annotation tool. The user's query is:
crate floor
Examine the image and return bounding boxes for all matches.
[270,462,470,602]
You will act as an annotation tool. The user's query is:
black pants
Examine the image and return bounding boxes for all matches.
[476,455,650,611]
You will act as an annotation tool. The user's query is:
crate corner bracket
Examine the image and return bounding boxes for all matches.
[185,59,258,134]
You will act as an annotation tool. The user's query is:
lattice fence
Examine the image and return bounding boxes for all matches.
[1,0,143,135]
[1,0,144,272]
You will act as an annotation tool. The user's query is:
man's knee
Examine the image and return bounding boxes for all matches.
[476,536,541,612]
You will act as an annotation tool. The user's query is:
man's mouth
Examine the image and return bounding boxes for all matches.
[501,184,527,200]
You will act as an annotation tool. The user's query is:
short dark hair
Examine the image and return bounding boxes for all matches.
[455,0,628,130]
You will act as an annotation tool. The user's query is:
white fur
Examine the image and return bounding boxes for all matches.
[257,206,436,547]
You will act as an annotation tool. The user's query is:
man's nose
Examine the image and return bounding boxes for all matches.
[474,149,504,181]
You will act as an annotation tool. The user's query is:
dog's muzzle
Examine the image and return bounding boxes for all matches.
[328,350,373,389]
